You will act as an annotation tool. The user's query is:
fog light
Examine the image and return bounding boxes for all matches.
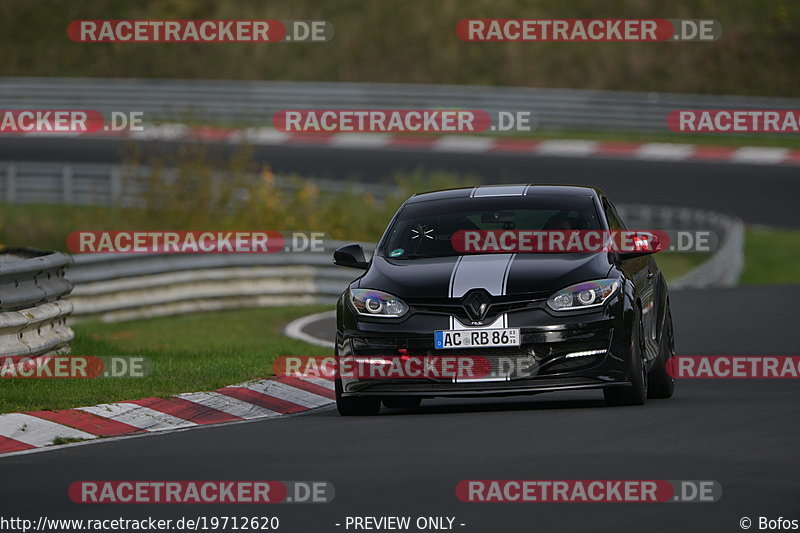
[354,356,394,365]
[564,349,607,359]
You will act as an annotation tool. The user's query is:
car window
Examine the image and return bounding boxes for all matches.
[602,199,626,231]
[381,195,601,258]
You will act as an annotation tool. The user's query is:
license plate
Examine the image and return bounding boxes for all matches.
[434,328,520,349]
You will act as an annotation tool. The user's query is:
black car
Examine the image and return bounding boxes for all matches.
[333,184,675,415]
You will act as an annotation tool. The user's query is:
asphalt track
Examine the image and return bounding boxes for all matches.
[1,286,798,533]
[2,137,799,227]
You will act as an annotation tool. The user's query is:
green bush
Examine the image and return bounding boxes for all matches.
[1,0,798,96]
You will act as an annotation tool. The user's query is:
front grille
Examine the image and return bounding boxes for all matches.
[409,295,548,324]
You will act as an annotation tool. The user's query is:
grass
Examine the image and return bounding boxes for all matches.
[1,0,798,97]
[658,227,800,286]
[654,252,710,282]
[50,436,88,445]
[740,227,800,285]
[0,305,331,414]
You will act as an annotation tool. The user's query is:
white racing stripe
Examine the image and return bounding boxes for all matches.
[330,133,392,148]
[637,143,695,161]
[128,124,189,141]
[78,403,195,432]
[448,253,515,328]
[242,380,331,408]
[0,413,96,447]
[471,185,528,197]
[232,127,291,145]
[283,310,336,349]
[434,136,495,152]
[175,391,280,420]
[297,376,336,390]
[450,254,515,297]
[731,147,790,165]
[536,140,598,157]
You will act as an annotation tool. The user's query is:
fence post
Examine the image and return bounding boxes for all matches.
[62,164,74,204]
[5,163,17,203]
[110,166,122,206]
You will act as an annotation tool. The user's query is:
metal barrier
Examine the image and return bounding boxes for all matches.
[0,249,75,357]
[0,161,379,207]
[67,241,374,322]
[617,205,744,289]
[1,77,798,133]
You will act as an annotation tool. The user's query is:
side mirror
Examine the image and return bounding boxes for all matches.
[333,243,369,269]
[618,231,664,260]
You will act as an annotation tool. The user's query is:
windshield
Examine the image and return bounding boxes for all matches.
[381,195,601,259]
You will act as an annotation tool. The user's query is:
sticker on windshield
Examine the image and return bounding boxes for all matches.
[389,248,404,257]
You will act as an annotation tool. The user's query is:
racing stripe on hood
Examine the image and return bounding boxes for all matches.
[448,254,516,328]
[470,184,529,197]
[449,254,516,298]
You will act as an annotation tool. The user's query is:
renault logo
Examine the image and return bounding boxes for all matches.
[463,290,490,321]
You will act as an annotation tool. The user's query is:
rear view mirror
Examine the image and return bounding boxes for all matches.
[333,243,369,269]
[481,211,515,223]
[618,232,664,260]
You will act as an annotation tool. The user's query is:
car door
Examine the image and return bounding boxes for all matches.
[603,197,658,362]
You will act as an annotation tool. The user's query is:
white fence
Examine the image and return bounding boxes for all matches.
[1,77,798,133]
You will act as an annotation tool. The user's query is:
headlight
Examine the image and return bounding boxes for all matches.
[547,279,620,311]
[349,289,409,318]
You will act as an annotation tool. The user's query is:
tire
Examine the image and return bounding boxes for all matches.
[604,310,647,406]
[382,397,422,409]
[335,377,381,416]
[647,306,676,399]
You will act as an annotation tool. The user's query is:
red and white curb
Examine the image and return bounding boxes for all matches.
[0,375,334,456]
[18,125,800,166]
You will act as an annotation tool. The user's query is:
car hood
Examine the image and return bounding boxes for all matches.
[357,253,614,299]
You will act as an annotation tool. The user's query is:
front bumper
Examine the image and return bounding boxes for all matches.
[336,294,635,398]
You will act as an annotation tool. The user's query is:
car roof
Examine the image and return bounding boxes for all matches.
[405,184,603,204]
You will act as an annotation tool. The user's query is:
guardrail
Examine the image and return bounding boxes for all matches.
[0,161,379,207]
[66,241,375,322]
[2,77,799,133]
[0,248,75,357]
[617,205,744,289]
[63,204,743,323]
